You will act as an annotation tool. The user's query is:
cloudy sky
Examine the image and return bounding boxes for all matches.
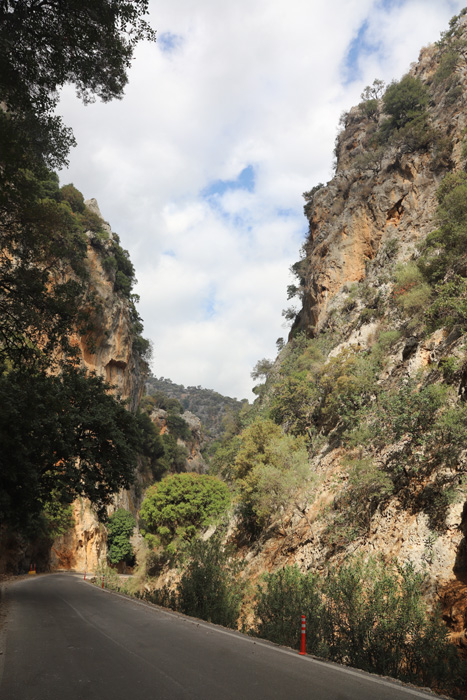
[57,0,465,400]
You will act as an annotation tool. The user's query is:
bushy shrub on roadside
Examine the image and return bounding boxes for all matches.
[176,533,244,628]
[253,566,323,654]
[251,556,463,694]
[144,532,243,629]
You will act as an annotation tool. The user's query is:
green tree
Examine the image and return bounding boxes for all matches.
[0,0,155,176]
[107,508,136,565]
[140,473,231,552]
[135,410,165,477]
[0,3,155,535]
[0,366,142,532]
[232,418,309,529]
[382,74,429,130]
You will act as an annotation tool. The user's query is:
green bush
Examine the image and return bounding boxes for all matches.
[382,74,429,131]
[107,508,136,565]
[41,498,75,538]
[232,418,309,529]
[165,412,191,441]
[419,173,467,284]
[251,556,463,694]
[60,183,85,213]
[321,556,460,688]
[337,457,393,532]
[140,473,231,552]
[253,565,323,653]
[175,533,243,628]
[159,433,189,473]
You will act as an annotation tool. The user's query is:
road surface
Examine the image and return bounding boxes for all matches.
[0,574,443,700]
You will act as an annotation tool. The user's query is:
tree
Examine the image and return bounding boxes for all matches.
[382,74,429,130]
[251,358,274,382]
[232,418,309,529]
[175,533,243,628]
[0,2,155,534]
[0,0,156,175]
[0,2,155,372]
[0,366,142,532]
[107,509,136,565]
[140,473,231,552]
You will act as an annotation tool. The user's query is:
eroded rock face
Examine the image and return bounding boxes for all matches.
[295,39,466,338]
[256,28,467,650]
[149,408,207,473]
[51,202,145,572]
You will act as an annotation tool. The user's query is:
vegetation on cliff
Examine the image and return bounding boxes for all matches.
[145,375,246,440]
[134,12,467,696]
[0,2,156,537]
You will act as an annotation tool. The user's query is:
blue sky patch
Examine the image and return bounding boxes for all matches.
[277,207,296,218]
[158,32,183,53]
[202,285,219,319]
[342,19,383,84]
[202,164,255,199]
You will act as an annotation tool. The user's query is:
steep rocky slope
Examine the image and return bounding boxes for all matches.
[236,13,467,651]
[50,201,147,573]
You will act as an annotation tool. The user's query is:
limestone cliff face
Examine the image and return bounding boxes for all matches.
[245,22,467,650]
[50,201,145,573]
[295,39,466,336]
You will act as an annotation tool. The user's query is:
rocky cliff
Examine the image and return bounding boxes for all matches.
[50,200,146,573]
[240,14,467,651]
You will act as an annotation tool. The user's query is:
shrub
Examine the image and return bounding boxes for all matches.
[426,276,467,331]
[232,418,309,529]
[107,508,136,565]
[321,556,460,687]
[140,473,231,552]
[165,412,191,441]
[393,262,432,317]
[338,457,393,531]
[60,183,85,213]
[159,433,189,473]
[419,173,467,283]
[250,555,463,694]
[269,371,317,435]
[253,566,324,653]
[316,347,377,431]
[382,75,429,131]
[42,499,75,538]
[175,533,243,628]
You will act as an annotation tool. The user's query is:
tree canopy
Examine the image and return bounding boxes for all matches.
[140,473,231,551]
[0,366,142,531]
[0,2,156,533]
[0,0,155,174]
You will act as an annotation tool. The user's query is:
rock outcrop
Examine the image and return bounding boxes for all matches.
[50,202,146,573]
[244,16,467,652]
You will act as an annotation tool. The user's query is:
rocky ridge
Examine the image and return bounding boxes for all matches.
[50,201,146,573]
[242,17,467,651]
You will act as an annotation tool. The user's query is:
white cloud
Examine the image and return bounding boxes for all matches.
[57,0,466,399]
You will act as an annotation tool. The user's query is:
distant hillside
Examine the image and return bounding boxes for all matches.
[145,376,247,439]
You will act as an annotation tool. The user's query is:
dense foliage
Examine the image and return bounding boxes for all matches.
[0,366,142,532]
[0,2,155,535]
[146,533,243,628]
[107,508,136,565]
[146,375,246,439]
[140,473,231,552]
[253,557,464,694]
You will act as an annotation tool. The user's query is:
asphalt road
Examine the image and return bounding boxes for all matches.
[0,574,444,700]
